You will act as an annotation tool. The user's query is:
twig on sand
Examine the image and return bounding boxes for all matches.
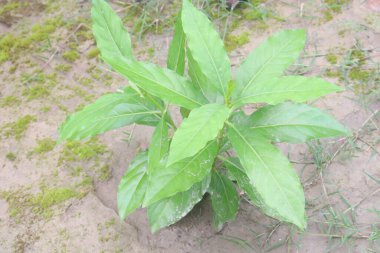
[343,187,380,214]
[29,23,88,81]
[319,108,380,205]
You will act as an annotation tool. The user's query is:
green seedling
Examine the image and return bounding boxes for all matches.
[58,0,350,233]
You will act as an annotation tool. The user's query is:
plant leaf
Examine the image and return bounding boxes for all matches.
[187,50,222,103]
[224,157,295,223]
[59,87,161,141]
[180,107,190,118]
[103,55,207,109]
[147,174,210,233]
[227,122,306,229]
[148,116,170,175]
[143,141,217,207]
[247,102,351,143]
[167,103,231,165]
[117,151,148,220]
[167,14,186,75]
[91,0,133,59]
[209,171,239,231]
[223,157,262,205]
[181,0,231,100]
[233,76,342,108]
[233,29,306,99]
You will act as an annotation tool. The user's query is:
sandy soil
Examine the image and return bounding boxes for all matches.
[0,0,379,252]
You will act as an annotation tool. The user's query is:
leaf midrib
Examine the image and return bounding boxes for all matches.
[239,37,299,95]
[148,141,215,204]
[170,23,185,73]
[170,106,226,164]
[119,161,147,218]
[148,119,168,173]
[228,123,300,224]
[188,52,208,99]
[94,6,130,58]
[215,172,235,218]
[63,96,160,133]
[234,87,333,106]
[61,95,129,136]
[223,157,290,222]
[184,6,227,98]
[110,58,204,108]
[250,123,342,131]
[93,110,161,122]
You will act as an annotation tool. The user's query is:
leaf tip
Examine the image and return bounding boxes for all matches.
[300,216,308,230]
[344,127,353,137]
[335,85,345,92]
[141,197,151,208]
[182,0,191,5]
[291,214,307,231]
[150,224,161,234]
[118,212,126,222]
[280,28,307,39]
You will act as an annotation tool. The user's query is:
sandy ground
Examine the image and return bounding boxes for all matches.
[0,0,379,252]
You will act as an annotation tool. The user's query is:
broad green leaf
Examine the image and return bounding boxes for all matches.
[227,122,306,229]
[103,55,207,110]
[147,174,210,233]
[166,16,193,118]
[187,50,222,103]
[59,87,161,141]
[167,103,231,165]
[223,157,261,204]
[117,152,148,220]
[181,0,231,100]
[180,107,190,118]
[91,0,133,59]
[247,102,351,143]
[167,14,186,75]
[224,157,295,224]
[209,171,239,231]
[143,141,217,207]
[232,76,342,108]
[148,116,170,175]
[233,29,306,98]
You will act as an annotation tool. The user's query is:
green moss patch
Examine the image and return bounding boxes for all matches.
[349,67,371,82]
[0,2,29,17]
[59,138,108,163]
[321,0,350,22]
[34,138,56,154]
[6,152,16,161]
[350,49,366,66]
[23,84,50,100]
[54,63,72,73]
[86,47,100,59]
[98,165,111,181]
[62,50,80,62]
[1,186,80,221]
[2,115,36,140]
[21,71,57,100]
[324,68,343,79]
[324,0,350,13]
[326,53,338,64]
[31,187,78,211]
[0,96,21,107]
[0,17,65,64]
[225,32,250,52]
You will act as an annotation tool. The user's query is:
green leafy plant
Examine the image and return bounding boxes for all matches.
[58,0,350,232]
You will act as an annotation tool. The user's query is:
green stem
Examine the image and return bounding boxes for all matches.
[217,154,228,163]
[145,92,164,111]
[164,104,177,130]
[144,93,176,130]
